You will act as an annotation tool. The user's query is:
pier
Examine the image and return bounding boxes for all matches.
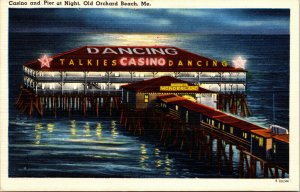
[14,46,289,178]
[119,101,288,178]
[16,76,288,178]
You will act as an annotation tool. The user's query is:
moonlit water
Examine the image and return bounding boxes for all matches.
[9,118,226,177]
[9,33,289,177]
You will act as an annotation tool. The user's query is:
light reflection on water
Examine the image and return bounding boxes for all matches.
[70,120,77,138]
[96,122,102,138]
[10,118,230,178]
[84,122,91,137]
[83,33,181,47]
[139,144,149,169]
[154,148,162,168]
[47,123,55,133]
[111,121,118,139]
[34,123,43,145]
[164,154,173,176]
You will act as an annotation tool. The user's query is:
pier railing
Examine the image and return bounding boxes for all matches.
[31,75,246,84]
[36,89,122,95]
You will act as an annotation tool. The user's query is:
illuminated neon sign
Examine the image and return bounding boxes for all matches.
[119,57,166,66]
[58,58,228,68]
[43,46,231,69]
[87,47,178,55]
[38,55,52,68]
[160,83,199,91]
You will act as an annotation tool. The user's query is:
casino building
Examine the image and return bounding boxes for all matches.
[18,46,250,117]
[23,46,247,95]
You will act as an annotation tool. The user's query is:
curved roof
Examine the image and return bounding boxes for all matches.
[24,46,246,72]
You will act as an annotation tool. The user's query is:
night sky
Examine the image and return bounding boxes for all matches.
[9,9,289,34]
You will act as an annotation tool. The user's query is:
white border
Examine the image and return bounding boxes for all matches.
[0,0,299,191]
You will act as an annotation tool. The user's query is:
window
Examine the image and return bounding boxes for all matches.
[175,105,178,111]
[222,124,225,130]
[230,127,234,134]
[273,143,277,154]
[259,137,264,147]
[100,98,104,107]
[206,118,210,124]
[144,94,149,103]
[243,132,247,139]
[185,111,189,123]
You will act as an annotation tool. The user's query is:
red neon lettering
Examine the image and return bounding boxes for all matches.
[119,57,166,66]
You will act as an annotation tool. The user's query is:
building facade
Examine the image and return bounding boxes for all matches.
[121,76,217,109]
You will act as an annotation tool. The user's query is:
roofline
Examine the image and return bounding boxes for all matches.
[157,94,273,131]
[23,45,247,72]
[272,134,289,143]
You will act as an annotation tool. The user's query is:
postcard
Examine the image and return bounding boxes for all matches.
[0,0,299,191]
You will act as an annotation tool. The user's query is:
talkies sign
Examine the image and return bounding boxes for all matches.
[25,46,244,72]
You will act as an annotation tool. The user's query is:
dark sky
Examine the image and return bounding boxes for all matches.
[9,9,290,34]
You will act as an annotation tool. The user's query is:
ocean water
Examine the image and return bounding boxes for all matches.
[8,33,289,177]
[9,118,232,178]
